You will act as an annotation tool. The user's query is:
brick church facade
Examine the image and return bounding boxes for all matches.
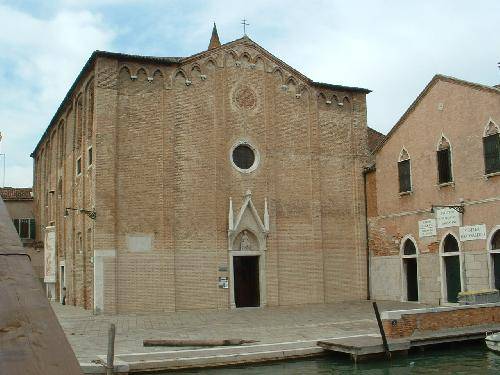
[32,27,371,313]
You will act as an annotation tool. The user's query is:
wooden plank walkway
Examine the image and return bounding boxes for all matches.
[0,197,82,375]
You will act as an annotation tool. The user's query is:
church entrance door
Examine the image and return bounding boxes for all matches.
[233,256,260,308]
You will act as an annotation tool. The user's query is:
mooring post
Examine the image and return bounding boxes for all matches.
[372,301,391,360]
[106,323,116,375]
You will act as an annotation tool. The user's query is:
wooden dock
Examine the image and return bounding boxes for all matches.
[318,335,409,362]
[318,324,500,362]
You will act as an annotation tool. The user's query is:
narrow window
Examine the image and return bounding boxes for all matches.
[19,219,30,239]
[398,149,411,193]
[437,136,452,183]
[88,147,93,166]
[77,157,82,175]
[484,133,500,174]
[29,219,36,240]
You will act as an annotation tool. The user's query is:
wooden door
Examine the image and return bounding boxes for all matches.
[405,258,418,301]
[445,256,461,303]
[233,256,260,308]
[493,254,500,290]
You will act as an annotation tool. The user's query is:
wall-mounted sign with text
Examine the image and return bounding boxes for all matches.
[436,207,461,228]
[459,224,487,241]
[419,219,437,238]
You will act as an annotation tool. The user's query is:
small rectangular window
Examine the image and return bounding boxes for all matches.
[19,219,30,239]
[88,147,93,166]
[437,149,452,183]
[77,157,82,175]
[484,134,500,174]
[30,219,36,240]
[398,159,411,193]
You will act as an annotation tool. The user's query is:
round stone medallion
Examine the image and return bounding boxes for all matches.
[234,86,257,110]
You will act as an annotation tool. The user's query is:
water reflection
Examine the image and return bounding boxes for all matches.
[171,343,500,375]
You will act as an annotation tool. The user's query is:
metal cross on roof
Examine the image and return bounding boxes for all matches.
[241,19,249,35]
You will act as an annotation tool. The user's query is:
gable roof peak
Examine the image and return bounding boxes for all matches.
[208,23,221,50]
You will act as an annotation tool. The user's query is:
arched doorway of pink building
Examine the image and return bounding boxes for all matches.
[488,227,500,290]
[440,233,462,303]
[401,235,419,302]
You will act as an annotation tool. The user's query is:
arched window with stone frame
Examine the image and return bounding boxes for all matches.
[398,148,412,193]
[483,119,500,175]
[436,134,453,184]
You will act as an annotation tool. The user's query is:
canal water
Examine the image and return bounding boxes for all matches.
[173,343,500,374]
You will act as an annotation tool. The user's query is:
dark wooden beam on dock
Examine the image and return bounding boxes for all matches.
[0,198,82,375]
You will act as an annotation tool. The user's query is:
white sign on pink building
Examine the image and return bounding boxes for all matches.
[44,226,56,283]
[459,224,487,241]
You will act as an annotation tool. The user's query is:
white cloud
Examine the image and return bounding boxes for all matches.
[0,4,115,187]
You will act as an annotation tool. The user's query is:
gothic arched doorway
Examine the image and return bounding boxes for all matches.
[401,237,418,302]
[441,234,462,303]
[489,229,500,290]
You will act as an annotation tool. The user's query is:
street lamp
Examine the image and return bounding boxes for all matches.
[64,207,96,220]
[430,204,464,214]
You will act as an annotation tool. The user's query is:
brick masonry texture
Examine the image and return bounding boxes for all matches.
[367,76,500,304]
[32,37,369,313]
[382,305,500,339]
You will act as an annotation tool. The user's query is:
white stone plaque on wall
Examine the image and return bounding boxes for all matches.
[44,226,56,283]
[459,224,487,241]
[127,234,153,252]
[418,219,437,238]
[436,208,461,228]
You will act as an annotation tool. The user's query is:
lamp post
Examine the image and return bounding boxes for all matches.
[64,207,96,220]
[430,204,464,214]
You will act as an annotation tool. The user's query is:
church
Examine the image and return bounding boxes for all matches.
[31,25,371,313]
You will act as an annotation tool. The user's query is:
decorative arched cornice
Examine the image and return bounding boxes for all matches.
[487,225,500,251]
[398,147,410,162]
[400,234,419,255]
[136,67,148,80]
[439,231,461,253]
[271,67,283,83]
[436,133,451,151]
[483,118,499,137]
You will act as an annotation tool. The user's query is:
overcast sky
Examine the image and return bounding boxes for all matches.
[0,0,498,187]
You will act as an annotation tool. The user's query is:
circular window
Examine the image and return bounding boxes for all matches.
[230,142,259,173]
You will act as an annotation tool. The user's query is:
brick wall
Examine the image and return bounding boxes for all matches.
[33,39,370,312]
[382,304,500,338]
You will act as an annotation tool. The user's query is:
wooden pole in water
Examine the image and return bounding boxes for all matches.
[106,323,116,375]
[372,301,391,360]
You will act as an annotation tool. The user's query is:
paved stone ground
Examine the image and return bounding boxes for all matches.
[52,300,429,363]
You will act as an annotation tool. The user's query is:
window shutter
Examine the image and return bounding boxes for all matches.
[484,134,500,174]
[13,219,20,234]
[437,149,452,183]
[30,219,36,240]
[398,159,411,192]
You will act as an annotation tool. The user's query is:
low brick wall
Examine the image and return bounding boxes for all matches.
[380,303,500,339]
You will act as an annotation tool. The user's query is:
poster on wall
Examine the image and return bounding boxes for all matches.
[436,207,461,228]
[459,224,487,241]
[44,226,56,283]
[418,219,437,238]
